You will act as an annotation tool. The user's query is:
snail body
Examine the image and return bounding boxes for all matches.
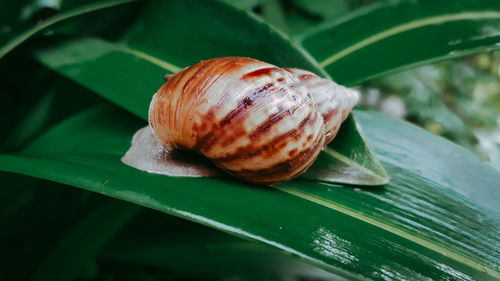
[145,57,358,185]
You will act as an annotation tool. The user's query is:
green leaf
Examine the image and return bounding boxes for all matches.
[0,104,498,280]
[302,115,389,185]
[34,37,172,119]
[299,0,500,84]
[0,0,138,59]
[33,36,388,185]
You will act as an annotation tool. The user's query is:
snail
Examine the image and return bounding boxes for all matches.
[122,57,358,185]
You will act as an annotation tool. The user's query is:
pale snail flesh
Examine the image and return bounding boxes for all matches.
[125,57,359,185]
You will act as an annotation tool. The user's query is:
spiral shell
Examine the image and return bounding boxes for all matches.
[285,68,359,144]
[148,57,358,185]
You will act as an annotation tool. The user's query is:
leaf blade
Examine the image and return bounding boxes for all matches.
[318,11,500,69]
[1,104,498,280]
[303,115,390,185]
[300,0,500,84]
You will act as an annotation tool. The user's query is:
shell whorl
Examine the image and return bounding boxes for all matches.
[285,68,359,145]
[149,57,357,185]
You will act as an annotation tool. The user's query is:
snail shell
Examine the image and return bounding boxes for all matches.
[148,57,358,185]
[284,68,359,144]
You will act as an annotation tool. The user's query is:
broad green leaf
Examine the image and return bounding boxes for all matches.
[33,38,170,119]
[33,36,388,185]
[298,0,500,85]
[0,0,138,59]
[0,104,498,280]
[303,115,389,185]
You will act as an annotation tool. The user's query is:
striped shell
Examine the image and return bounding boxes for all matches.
[285,68,359,144]
[149,57,358,185]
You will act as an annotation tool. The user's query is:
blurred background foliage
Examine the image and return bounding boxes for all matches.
[229,0,372,36]
[359,51,500,170]
[229,0,500,170]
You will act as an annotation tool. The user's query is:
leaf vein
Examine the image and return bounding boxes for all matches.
[274,186,500,279]
[319,11,500,68]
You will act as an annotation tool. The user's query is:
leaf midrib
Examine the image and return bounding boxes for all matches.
[318,11,500,68]
[273,185,500,279]
[9,146,499,278]
[322,146,389,184]
[118,45,182,73]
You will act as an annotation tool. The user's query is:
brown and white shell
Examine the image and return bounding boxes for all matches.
[126,57,358,185]
[122,57,358,184]
[284,68,359,144]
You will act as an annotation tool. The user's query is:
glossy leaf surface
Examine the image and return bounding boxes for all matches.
[303,115,389,185]
[299,0,500,84]
[33,36,388,185]
[1,104,499,280]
